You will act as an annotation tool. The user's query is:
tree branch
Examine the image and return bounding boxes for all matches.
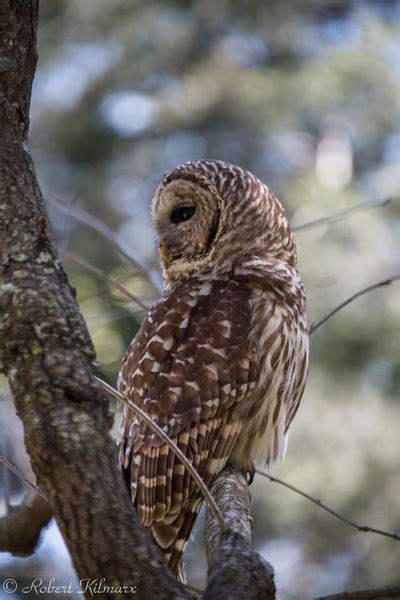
[204,464,276,599]
[65,252,150,311]
[310,274,400,334]
[257,471,400,542]
[47,195,162,293]
[0,491,52,557]
[293,197,391,232]
[0,418,11,513]
[316,586,400,599]
[0,456,47,500]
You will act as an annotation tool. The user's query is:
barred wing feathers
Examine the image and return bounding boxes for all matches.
[117,278,257,574]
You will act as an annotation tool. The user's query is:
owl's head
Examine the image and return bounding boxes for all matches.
[152,160,297,281]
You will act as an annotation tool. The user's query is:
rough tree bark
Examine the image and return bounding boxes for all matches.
[0,1,274,598]
[205,466,275,599]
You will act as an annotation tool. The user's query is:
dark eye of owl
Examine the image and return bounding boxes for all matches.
[170,205,196,224]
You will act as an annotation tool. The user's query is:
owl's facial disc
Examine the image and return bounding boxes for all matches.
[152,178,220,272]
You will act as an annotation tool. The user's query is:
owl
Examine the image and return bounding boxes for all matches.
[117,159,309,578]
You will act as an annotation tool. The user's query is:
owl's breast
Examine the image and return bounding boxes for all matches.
[232,283,309,468]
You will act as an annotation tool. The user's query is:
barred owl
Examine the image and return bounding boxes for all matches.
[117,159,309,578]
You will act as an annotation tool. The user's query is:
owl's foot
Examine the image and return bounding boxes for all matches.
[247,463,256,485]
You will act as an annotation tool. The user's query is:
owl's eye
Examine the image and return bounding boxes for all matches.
[170,205,196,224]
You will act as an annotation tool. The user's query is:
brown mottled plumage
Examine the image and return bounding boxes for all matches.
[117,159,309,578]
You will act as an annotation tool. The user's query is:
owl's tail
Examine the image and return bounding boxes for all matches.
[150,494,203,582]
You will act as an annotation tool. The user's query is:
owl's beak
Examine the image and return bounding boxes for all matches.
[159,242,170,264]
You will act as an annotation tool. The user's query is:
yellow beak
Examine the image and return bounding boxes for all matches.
[159,242,170,264]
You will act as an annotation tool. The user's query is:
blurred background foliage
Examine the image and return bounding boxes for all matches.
[1,0,400,598]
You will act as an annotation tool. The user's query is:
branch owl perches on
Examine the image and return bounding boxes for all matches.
[117,159,309,578]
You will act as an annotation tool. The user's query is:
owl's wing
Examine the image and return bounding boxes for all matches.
[117,278,257,570]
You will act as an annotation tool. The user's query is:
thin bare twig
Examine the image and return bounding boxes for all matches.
[0,456,47,501]
[184,585,203,598]
[0,422,11,513]
[310,274,400,334]
[257,470,400,542]
[65,252,149,311]
[86,307,135,324]
[293,197,391,232]
[75,268,149,306]
[47,196,162,292]
[316,585,400,599]
[59,193,79,255]
[97,377,227,535]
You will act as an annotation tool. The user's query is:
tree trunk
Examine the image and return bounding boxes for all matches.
[0,2,188,597]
